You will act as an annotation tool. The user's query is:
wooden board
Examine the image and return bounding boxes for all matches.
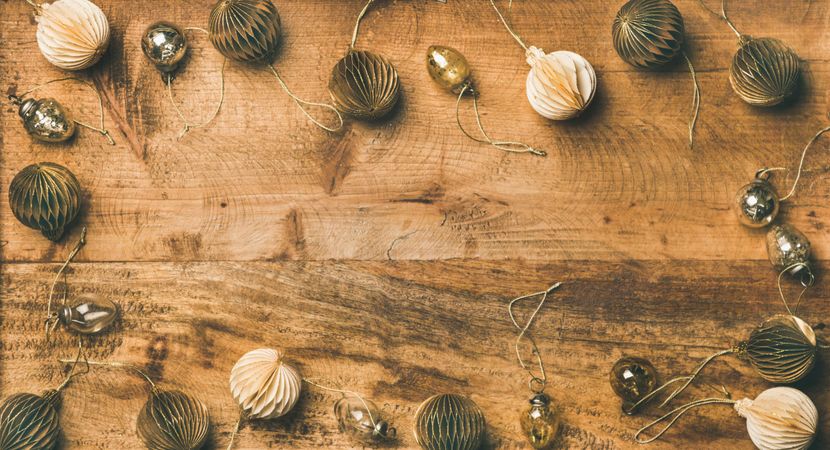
[1,0,829,449]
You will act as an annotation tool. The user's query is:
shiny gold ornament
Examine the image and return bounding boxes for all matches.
[0,391,60,450]
[612,0,685,69]
[519,393,560,450]
[137,389,210,450]
[426,45,472,94]
[413,394,486,450]
[741,315,817,384]
[58,293,118,335]
[34,0,110,71]
[734,175,779,228]
[334,396,396,443]
[329,50,400,120]
[15,97,76,143]
[141,22,188,74]
[208,0,281,62]
[730,37,800,107]
[609,357,657,414]
[9,163,82,242]
[766,224,811,276]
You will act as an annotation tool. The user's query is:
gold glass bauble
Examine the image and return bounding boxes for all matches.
[519,393,560,450]
[413,394,486,450]
[17,97,76,143]
[609,357,657,414]
[142,21,188,73]
[0,391,60,450]
[730,37,800,107]
[741,315,817,384]
[334,396,396,443]
[426,45,472,94]
[137,389,210,450]
[329,50,401,120]
[734,177,779,228]
[208,0,282,62]
[58,293,118,335]
[9,162,82,242]
[766,224,811,275]
[612,0,685,69]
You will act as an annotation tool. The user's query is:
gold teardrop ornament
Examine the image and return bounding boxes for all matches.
[730,37,800,107]
[137,389,210,450]
[208,0,281,63]
[329,50,401,120]
[612,0,685,69]
[426,45,472,94]
[9,162,82,242]
[413,394,486,450]
[0,391,61,450]
[741,315,817,384]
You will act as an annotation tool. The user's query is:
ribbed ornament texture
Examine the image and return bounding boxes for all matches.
[525,47,596,121]
[229,348,302,420]
[729,37,800,107]
[209,0,281,62]
[35,0,110,70]
[137,389,210,450]
[413,394,486,450]
[612,0,684,69]
[744,315,816,384]
[734,387,817,450]
[329,50,401,120]
[0,392,60,450]
[9,162,82,242]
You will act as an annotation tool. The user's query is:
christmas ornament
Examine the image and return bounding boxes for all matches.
[0,392,60,450]
[767,224,811,276]
[137,389,210,450]
[490,0,596,121]
[612,0,700,147]
[334,395,396,443]
[635,386,818,450]
[230,348,301,420]
[30,0,110,71]
[609,357,658,414]
[426,45,545,157]
[328,0,400,121]
[734,172,780,227]
[9,162,82,242]
[413,394,486,450]
[57,293,119,335]
[208,0,341,131]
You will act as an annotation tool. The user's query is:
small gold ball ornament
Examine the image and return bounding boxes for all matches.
[734,175,779,228]
[137,389,210,450]
[730,37,800,107]
[413,393,486,450]
[9,162,82,242]
[612,0,685,69]
[609,357,658,414]
[141,21,188,74]
[209,0,282,62]
[0,391,61,450]
[329,50,401,120]
[426,45,472,94]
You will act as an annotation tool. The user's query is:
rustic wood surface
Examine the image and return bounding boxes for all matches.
[1,0,830,449]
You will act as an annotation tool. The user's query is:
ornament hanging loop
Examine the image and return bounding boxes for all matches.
[778,125,830,202]
[778,263,813,316]
[489,0,529,52]
[268,65,343,132]
[681,52,700,149]
[695,0,742,39]
[634,397,735,444]
[53,338,91,395]
[508,282,563,393]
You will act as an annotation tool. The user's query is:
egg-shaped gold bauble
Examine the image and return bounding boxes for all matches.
[208,0,282,62]
[730,37,800,107]
[329,50,401,120]
[742,315,817,385]
[9,162,82,242]
[525,47,596,121]
[229,348,302,420]
[35,0,110,71]
[519,393,560,450]
[612,0,685,69]
[137,389,210,450]
[413,394,486,450]
[426,45,473,94]
[0,391,60,450]
[734,387,817,450]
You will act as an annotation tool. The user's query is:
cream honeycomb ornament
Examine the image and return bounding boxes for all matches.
[32,0,110,70]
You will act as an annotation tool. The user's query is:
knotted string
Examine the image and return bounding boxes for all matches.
[164,27,227,139]
[267,65,343,132]
[508,282,562,393]
[456,84,546,157]
[681,52,701,149]
[58,358,157,389]
[634,397,735,444]
[10,78,115,144]
[489,0,529,52]
[695,0,742,39]
[45,227,87,341]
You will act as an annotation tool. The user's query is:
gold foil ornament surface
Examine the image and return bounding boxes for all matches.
[137,389,210,450]
[9,162,82,242]
[612,0,685,69]
[329,50,401,120]
[209,0,281,62]
[0,392,60,450]
[730,37,800,107]
[413,394,486,450]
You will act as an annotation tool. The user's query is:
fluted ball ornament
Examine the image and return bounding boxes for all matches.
[208,0,281,62]
[329,50,401,120]
[766,224,811,276]
[34,0,110,71]
[9,162,82,242]
[0,391,60,450]
[612,0,684,69]
[413,394,486,450]
[525,47,596,121]
[741,315,817,384]
[137,389,210,450]
[730,37,800,107]
[230,348,301,420]
[734,176,779,227]
[141,22,188,74]
[735,387,817,450]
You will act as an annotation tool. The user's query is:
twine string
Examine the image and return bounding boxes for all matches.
[226,415,243,450]
[489,0,529,51]
[45,227,87,341]
[304,378,380,430]
[682,52,701,149]
[350,0,376,51]
[634,397,736,444]
[695,0,742,39]
[508,282,562,393]
[58,359,157,389]
[268,65,343,132]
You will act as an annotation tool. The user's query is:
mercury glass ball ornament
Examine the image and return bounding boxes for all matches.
[519,393,560,450]
[334,396,396,444]
[141,22,188,74]
[137,389,210,450]
[209,0,282,62]
[0,391,60,450]
[426,45,473,94]
[612,0,685,69]
[9,162,82,242]
[58,293,118,335]
[741,315,817,384]
[413,394,486,450]
[329,50,401,120]
[730,37,801,107]
[15,97,76,143]
[609,357,657,414]
[734,177,779,227]
[766,224,811,276]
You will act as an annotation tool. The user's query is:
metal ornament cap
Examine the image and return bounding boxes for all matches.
[612,0,685,69]
[209,0,282,62]
[137,389,210,450]
[413,393,486,450]
[142,21,188,74]
[744,315,817,384]
[329,50,401,121]
[0,392,60,450]
[9,162,83,242]
[730,37,801,107]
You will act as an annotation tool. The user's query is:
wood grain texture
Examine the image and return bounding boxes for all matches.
[1,0,830,449]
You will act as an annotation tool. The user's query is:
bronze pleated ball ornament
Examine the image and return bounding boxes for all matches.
[9,162,82,242]
[209,0,282,62]
[766,224,811,276]
[142,22,188,74]
[426,45,473,94]
[734,176,779,227]
[329,50,401,120]
[137,389,210,450]
[740,315,817,384]
[609,357,657,414]
[730,37,801,107]
[15,96,77,143]
[612,0,685,69]
[0,391,60,450]
[413,394,486,450]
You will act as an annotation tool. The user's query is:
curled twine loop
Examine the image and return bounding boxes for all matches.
[755,126,830,203]
[164,27,227,140]
[508,282,562,394]
[695,0,743,40]
[456,83,546,157]
[45,227,87,342]
[9,78,115,145]
[267,65,343,132]
[778,263,814,316]
[634,396,736,444]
